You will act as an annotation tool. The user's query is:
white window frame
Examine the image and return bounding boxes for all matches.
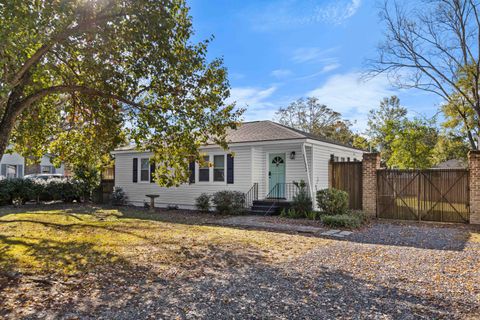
[213,154,226,183]
[41,165,52,174]
[139,158,150,183]
[196,153,227,185]
[198,155,210,183]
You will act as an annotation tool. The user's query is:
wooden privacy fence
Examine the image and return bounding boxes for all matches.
[330,161,363,210]
[377,169,469,223]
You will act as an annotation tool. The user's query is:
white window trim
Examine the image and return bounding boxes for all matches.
[6,164,18,178]
[139,158,150,183]
[196,153,227,185]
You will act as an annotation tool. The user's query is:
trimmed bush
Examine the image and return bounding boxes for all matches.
[44,179,80,202]
[0,178,36,205]
[211,191,245,215]
[290,180,312,217]
[321,213,365,228]
[195,193,211,212]
[111,187,127,206]
[316,188,349,215]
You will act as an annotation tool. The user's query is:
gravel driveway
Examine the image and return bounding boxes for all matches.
[3,220,480,319]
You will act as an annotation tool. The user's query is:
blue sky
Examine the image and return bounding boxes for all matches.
[189,0,443,132]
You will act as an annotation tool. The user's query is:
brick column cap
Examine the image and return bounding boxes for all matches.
[468,150,480,157]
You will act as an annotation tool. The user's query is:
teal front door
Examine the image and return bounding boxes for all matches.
[268,153,286,198]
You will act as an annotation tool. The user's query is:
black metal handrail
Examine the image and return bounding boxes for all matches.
[266,182,310,202]
[244,182,259,209]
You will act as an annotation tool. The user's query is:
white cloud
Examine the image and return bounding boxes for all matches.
[228,86,277,109]
[321,63,341,73]
[307,72,396,129]
[292,47,339,64]
[248,0,362,31]
[271,69,293,78]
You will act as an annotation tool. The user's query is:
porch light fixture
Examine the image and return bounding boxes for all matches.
[290,151,296,160]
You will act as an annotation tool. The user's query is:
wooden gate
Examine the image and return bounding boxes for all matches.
[377,169,469,223]
[331,161,363,210]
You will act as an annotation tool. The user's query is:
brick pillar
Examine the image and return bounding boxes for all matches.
[362,152,381,217]
[468,150,480,224]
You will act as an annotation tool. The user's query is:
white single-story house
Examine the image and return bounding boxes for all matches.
[0,148,66,178]
[112,121,364,210]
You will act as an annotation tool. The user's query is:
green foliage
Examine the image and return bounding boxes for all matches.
[111,187,127,206]
[291,180,312,216]
[432,134,469,164]
[73,165,101,200]
[321,213,364,229]
[305,211,320,220]
[1,0,243,187]
[316,188,349,215]
[366,96,407,161]
[388,117,438,169]
[280,208,305,219]
[211,191,245,215]
[0,178,35,205]
[276,97,355,145]
[195,193,211,212]
[44,180,80,203]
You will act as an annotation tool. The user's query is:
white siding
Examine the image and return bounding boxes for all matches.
[40,156,65,175]
[115,146,253,209]
[249,142,308,199]
[310,142,364,193]
[114,140,364,209]
[0,150,25,178]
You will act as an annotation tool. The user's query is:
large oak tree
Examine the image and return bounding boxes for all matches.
[0,0,242,185]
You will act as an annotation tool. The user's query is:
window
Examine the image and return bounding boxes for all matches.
[140,158,150,182]
[214,155,225,182]
[41,165,52,174]
[6,165,17,178]
[199,156,210,182]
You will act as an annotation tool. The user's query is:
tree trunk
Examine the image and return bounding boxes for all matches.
[0,103,20,161]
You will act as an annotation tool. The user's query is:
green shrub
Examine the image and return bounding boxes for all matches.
[290,180,312,217]
[321,213,364,228]
[0,178,36,205]
[111,187,127,206]
[316,188,349,215]
[45,179,80,202]
[305,211,319,220]
[195,193,211,212]
[211,191,245,215]
[280,208,305,219]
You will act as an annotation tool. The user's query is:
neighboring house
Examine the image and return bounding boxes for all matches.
[25,155,66,176]
[0,149,66,178]
[433,159,467,169]
[113,120,364,210]
[0,150,25,178]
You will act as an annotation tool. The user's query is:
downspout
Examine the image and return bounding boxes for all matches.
[302,143,314,200]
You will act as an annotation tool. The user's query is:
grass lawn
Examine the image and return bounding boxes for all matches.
[0,205,326,276]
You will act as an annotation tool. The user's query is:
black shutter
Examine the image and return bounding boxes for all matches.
[132,158,138,183]
[189,161,195,184]
[227,154,234,184]
[150,160,156,183]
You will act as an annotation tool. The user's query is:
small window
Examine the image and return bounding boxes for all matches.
[41,166,52,174]
[214,155,225,182]
[140,158,150,181]
[199,156,210,182]
[6,165,17,178]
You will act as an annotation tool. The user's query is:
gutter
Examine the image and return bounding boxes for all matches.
[302,143,314,201]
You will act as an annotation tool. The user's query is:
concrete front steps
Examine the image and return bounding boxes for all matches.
[250,199,292,215]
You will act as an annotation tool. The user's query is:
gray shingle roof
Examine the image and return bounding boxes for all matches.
[114,120,362,151]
